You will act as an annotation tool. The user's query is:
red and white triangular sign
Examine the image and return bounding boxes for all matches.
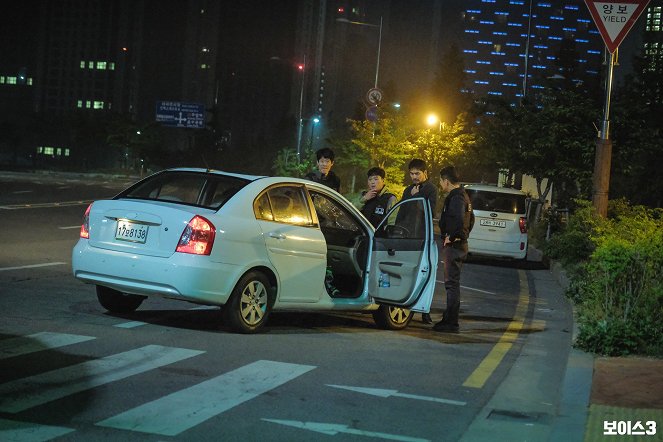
[584,0,650,53]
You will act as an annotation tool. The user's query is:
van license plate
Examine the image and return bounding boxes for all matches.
[115,220,149,243]
[480,219,506,228]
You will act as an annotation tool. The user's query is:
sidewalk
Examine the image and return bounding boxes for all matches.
[548,259,663,441]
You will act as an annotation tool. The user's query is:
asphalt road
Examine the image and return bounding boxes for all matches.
[0,171,574,442]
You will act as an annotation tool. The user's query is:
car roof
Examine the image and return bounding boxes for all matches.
[463,183,528,196]
[162,167,265,181]
[161,168,338,192]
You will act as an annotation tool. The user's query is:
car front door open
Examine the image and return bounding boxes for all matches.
[367,197,437,312]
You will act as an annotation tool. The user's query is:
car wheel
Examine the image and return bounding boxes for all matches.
[96,285,145,313]
[224,271,272,334]
[372,305,413,330]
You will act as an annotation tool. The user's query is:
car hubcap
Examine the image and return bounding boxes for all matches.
[240,280,268,325]
[389,307,410,324]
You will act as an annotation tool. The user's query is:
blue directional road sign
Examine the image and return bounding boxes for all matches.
[156,101,205,128]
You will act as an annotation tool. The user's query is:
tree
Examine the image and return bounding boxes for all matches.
[348,112,415,189]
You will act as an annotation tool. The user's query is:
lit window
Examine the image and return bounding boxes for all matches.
[109,62,115,70]
[37,147,43,153]
[27,78,32,85]
[7,77,16,84]
[97,61,106,70]
[77,100,83,108]
[56,148,62,156]
[88,61,94,69]
[80,61,86,68]
[86,101,91,108]
[0,76,4,84]
[64,149,70,156]
[94,101,104,109]
[44,147,54,155]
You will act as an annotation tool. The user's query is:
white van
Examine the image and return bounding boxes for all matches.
[464,184,528,260]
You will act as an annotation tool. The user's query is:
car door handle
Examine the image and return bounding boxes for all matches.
[388,248,395,256]
[268,232,286,240]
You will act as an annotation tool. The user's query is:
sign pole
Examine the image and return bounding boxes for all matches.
[592,49,617,217]
[584,0,650,217]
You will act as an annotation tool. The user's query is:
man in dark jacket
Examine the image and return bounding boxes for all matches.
[305,147,341,192]
[434,166,474,333]
[399,158,438,323]
[358,167,397,227]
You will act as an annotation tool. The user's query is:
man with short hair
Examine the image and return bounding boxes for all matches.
[399,159,438,324]
[358,167,397,227]
[434,166,474,333]
[305,147,341,192]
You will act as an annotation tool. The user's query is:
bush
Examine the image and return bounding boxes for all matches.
[548,199,663,356]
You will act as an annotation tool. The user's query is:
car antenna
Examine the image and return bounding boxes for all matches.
[201,153,210,171]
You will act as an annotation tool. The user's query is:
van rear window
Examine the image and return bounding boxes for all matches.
[466,189,526,214]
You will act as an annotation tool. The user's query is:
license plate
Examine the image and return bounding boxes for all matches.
[115,220,149,243]
[480,219,506,228]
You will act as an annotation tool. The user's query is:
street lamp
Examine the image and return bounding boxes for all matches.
[426,113,444,132]
[296,56,306,162]
[336,16,383,89]
[309,117,320,150]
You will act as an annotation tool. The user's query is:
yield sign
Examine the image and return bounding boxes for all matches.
[584,0,650,53]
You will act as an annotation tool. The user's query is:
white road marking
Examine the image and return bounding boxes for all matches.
[97,360,316,436]
[0,418,74,441]
[12,190,33,194]
[113,321,147,329]
[0,345,204,413]
[58,225,81,230]
[262,419,430,441]
[435,280,497,295]
[0,332,95,360]
[326,384,466,406]
[0,263,67,272]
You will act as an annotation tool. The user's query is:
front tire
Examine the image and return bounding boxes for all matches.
[96,285,145,313]
[372,305,413,330]
[224,271,273,334]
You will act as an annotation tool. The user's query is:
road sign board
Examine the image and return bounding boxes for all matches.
[365,105,379,122]
[365,88,383,106]
[155,101,205,128]
[584,0,650,53]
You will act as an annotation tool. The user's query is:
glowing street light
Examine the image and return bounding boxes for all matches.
[426,114,444,131]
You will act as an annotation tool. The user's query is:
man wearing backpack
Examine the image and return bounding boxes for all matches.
[433,166,474,333]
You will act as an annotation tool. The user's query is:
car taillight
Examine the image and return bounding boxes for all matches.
[80,204,91,239]
[176,215,216,255]
[519,217,527,234]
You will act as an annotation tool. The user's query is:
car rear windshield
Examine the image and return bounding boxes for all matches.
[116,171,250,209]
[466,189,527,214]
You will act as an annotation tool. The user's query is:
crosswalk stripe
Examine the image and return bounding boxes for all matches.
[0,345,204,413]
[0,332,95,360]
[97,360,316,436]
[0,418,74,442]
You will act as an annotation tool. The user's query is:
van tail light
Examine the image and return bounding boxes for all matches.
[176,215,216,255]
[519,217,527,234]
[80,204,92,239]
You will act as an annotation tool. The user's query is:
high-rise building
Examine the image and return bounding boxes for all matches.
[642,0,663,104]
[459,1,604,104]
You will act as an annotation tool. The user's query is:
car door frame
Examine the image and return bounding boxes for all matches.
[365,197,437,312]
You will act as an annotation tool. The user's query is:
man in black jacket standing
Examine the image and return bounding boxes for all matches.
[305,147,341,192]
[434,166,474,333]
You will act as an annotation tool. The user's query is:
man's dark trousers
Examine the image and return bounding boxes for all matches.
[442,241,468,326]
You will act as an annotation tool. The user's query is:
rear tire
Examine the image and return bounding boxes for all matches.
[372,305,413,330]
[224,271,273,334]
[96,285,145,313]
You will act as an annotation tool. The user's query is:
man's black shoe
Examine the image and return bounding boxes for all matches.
[421,313,433,324]
[433,321,459,333]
